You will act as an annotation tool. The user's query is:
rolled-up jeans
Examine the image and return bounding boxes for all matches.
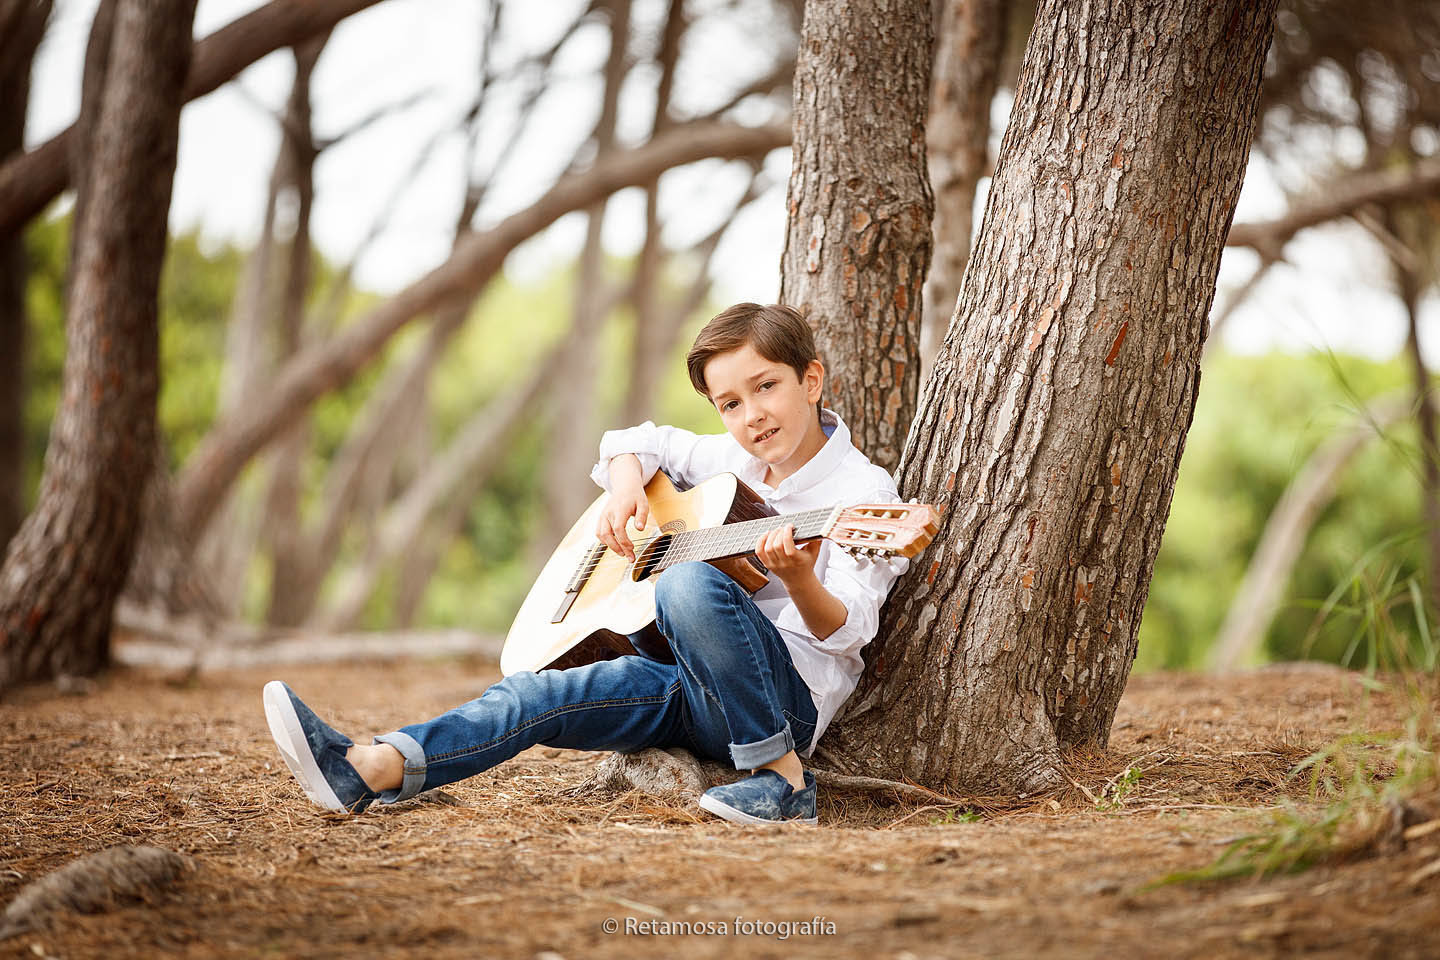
[370,561,819,805]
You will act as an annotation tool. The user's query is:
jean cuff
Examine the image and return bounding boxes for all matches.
[372,730,427,804]
[729,722,795,769]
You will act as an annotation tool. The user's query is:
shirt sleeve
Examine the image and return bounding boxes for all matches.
[775,486,911,657]
[588,421,732,493]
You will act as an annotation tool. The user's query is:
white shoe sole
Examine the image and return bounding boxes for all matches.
[697,793,818,826]
[263,680,346,812]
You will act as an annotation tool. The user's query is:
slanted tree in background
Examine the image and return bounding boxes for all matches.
[0,0,198,692]
[920,0,1010,384]
[0,0,52,555]
[821,0,1280,793]
[534,0,636,558]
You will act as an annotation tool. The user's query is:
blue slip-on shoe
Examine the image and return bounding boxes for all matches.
[263,680,380,815]
[698,769,818,826]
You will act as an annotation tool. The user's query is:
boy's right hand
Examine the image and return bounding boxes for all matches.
[596,487,650,563]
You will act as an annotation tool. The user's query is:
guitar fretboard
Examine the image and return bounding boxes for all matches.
[652,507,836,569]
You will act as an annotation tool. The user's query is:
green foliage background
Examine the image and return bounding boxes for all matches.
[19,216,1429,672]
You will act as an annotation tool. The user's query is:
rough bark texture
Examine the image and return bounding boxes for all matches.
[822,0,1279,794]
[0,0,196,693]
[0,0,53,554]
[921,0,1006,383]
[779,0,934,472]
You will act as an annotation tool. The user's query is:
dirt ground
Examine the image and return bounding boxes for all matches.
[2,655,1438,960]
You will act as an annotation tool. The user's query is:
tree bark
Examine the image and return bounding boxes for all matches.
[171,119,790,549]
[0,0,197,692]
[779,0,934,472]
[0,0,384,236]
[921,0,1006,385]
[0,0,53,554]
[824,0,1279,794]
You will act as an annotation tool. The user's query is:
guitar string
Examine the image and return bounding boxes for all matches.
[566,506,843,582]
[572,507,835,577]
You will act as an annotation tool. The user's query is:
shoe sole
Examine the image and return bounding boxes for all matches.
[263,680,347,812]
[697,793,818,826]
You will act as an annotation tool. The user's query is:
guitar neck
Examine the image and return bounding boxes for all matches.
[655,506,837,568]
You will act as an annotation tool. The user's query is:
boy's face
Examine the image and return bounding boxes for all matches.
[703,342,826,479]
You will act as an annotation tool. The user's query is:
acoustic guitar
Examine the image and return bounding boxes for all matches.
[500,470,939,675]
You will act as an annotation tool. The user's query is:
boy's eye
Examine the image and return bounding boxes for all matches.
[722,400,737,412]
[760,381,775,391]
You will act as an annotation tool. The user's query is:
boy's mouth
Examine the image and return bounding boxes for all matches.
[754,427,780,444]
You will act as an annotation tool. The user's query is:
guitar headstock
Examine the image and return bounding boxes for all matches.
[825,499,941,561]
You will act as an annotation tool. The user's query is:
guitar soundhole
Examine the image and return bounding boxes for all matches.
[632,532,674,582]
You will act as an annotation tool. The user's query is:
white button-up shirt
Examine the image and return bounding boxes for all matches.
[589,407,908,756]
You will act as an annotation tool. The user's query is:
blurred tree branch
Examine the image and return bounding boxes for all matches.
[0,0,388,235]
[1225,158,1440,259]
[172,118,791,549]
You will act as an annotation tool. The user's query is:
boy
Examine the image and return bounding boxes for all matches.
[263,302,908,825]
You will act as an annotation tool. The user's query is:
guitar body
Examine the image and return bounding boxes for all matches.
[500,471,776,676]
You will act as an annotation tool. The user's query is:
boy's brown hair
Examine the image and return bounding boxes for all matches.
[686,303,822,420]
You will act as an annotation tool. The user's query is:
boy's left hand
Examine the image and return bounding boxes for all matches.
[755,524,821,585]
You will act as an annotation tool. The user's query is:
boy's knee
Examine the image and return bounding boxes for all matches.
[654,562,748,662]
[654,562,732,624]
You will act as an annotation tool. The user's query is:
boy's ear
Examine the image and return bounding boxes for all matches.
[805,359,824,402]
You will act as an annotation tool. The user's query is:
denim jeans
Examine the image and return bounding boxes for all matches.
[370,561,819,805]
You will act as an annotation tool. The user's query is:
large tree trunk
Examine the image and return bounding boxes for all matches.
[920,0,1006,384]
[822,0,1279,794]
[779,0,933,472]
[0,0,197,693]
[0,0,53,554]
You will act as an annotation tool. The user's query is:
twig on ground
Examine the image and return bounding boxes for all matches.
[811,768,964,806]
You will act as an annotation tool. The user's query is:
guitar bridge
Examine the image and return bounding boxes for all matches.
[553,541,607,624]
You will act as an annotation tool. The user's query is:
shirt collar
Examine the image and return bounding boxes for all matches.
[748,407,852,496]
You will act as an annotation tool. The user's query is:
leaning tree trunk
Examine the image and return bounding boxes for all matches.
[0,0,53,553]
[0,0,196,693]
[263,37,324,627]
[779,0,933,473]
[822,0,1279,794]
